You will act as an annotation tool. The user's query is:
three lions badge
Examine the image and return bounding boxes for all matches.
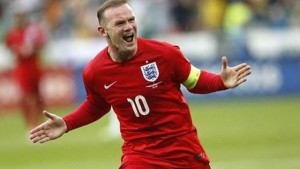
[141,62,159,82]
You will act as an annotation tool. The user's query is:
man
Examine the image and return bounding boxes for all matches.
[5,11,46,130]
[30,0,251,169]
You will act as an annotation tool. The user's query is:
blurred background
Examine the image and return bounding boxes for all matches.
[0,0,299,169]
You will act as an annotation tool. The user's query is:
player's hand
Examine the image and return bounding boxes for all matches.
[220,56,251,88]
[30,110,67,143]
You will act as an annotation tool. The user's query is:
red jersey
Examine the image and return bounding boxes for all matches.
[64,38,209,168]
[5,23,46,93]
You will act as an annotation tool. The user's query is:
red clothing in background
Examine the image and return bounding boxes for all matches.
[5,23,46,94]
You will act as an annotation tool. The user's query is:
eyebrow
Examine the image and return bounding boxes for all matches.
[114,16,135,25]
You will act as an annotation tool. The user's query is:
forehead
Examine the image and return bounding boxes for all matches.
[103,4,134,23]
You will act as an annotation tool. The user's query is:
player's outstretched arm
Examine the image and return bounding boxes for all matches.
[30,110,67,143]
[220,56,251,88]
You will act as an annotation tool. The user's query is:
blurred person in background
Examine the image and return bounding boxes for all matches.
[222,0,253,59]
[129,0,171,38]
[289,0,300,27]
[198,0,227,31]
[0,2,6,41]
[42,0,72,40]
[0,1,12,42]
[266,0,291,29]
[30,0,251,168]
[5,10,47,130]
[170,0,200,32]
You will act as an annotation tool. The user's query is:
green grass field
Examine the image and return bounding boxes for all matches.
[0,96,299,169]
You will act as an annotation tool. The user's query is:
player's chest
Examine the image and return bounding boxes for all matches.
[96,59,172,103]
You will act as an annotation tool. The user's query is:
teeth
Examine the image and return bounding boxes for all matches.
[124,33,133,37]
[123,34,134,42]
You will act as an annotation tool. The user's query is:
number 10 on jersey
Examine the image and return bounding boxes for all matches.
[127,95,150,117]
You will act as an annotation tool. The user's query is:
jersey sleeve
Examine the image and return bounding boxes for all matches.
[63,64,111,132]
[188,70,227,94]
[165,44,191,84]
[164,43,227,94]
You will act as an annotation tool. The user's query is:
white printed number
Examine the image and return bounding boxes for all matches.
[127,95,150,117]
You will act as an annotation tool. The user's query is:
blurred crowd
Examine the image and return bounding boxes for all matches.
[1,0,300,42]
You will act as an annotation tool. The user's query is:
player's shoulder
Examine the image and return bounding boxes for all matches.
[83,47,107,80]
[139,38,180,51]
[138,38,182,61]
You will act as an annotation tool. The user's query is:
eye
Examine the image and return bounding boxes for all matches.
[115,21,125,27]
[128,17,135,23]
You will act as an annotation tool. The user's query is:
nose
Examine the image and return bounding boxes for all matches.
[124,21,134,31]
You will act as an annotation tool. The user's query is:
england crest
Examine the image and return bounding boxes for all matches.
[141,62,159,82]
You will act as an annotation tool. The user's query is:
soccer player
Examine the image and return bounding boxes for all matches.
[30,0,251,169]
[5,11,46,130]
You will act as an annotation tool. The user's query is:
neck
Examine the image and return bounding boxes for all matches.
[108,46,137,63]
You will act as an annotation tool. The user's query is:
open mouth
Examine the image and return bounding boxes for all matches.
[123,33,134,43]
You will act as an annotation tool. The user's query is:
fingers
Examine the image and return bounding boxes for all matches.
[30,128,44,140]
[29,110,60,144]
[236,65,251,86]
[30,125,53,143]
[35,133,51,143]
[237,65,251,78]
[43,110,56,120]
[233,63,248,72]
[39,137,51,144]
[30,122,46,134]
[30,111,54,134]
[222,56,228,70]
[237,78,247,86]
[31,134,51,144]
[220,56,251,88]
[29,120,51,143]
[31,133,46,143]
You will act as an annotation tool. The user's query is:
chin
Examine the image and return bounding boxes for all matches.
[125,43,137,51]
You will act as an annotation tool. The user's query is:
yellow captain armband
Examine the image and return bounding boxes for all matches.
[183,65,201,89]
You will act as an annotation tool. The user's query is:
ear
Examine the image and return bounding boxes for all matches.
[97,26,107,37]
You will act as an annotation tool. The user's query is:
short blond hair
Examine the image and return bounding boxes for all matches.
[97,0,128,26]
